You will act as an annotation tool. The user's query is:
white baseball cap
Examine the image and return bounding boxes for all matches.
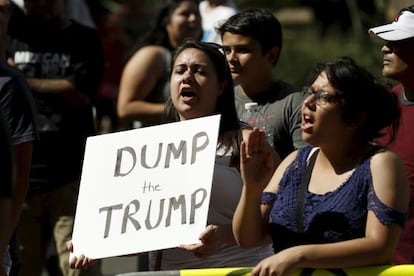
[369,6,414,41]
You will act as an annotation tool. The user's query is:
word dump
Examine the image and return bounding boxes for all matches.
[99,188,207,238]
[113,131,209,176]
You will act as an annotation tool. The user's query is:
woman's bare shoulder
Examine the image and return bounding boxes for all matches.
[125,45,168,73]
[370,147,408,212]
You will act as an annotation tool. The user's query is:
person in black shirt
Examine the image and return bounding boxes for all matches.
[7,0,104,274]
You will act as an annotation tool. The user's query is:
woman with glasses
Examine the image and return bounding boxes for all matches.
[233,57,409,275]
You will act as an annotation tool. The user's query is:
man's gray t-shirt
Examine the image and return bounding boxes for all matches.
[235,80,306,159]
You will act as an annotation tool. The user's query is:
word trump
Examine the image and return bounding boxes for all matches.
[99,188,208,238]
[114,131,209,176]
[72,116,220,258]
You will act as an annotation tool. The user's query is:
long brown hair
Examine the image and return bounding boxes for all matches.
[165,40,242,167]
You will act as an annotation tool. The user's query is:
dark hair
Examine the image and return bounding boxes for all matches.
[217,8,282,61]
[128,0,201,56]
[311,57,400,144]
[400,5,414,13]
[165,40,241,165]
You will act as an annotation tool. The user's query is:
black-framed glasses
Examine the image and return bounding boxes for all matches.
[302,86,342,107]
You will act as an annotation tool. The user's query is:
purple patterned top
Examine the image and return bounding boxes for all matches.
[262,146,406,253]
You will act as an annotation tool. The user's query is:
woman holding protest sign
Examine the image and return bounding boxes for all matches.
[68,40,280,271]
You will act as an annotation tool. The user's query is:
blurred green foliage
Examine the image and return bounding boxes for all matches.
[231,0,396,88]
[276,24,385,88]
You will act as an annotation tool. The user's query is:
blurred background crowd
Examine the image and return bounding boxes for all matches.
[64,0,413,134]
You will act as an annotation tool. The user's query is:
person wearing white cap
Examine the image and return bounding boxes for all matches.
[369,5,414,265]
[369,5,414,41]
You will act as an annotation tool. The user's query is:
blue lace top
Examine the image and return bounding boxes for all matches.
[262,146,407,253]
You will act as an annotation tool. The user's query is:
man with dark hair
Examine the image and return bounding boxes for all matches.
[369,4,414,264]
[218,8,306,159]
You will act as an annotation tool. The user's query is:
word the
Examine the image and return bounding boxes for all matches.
[142,181,161,194]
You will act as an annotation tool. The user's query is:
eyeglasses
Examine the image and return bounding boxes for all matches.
[302,86,342,107]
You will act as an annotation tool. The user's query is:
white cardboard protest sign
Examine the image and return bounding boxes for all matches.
[71,115,220,259]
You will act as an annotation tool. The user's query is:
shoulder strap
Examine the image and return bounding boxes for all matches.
[296,148,319,233]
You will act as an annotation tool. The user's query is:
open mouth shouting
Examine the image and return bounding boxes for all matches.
[181,89,197,104]
[301,113,314,132]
